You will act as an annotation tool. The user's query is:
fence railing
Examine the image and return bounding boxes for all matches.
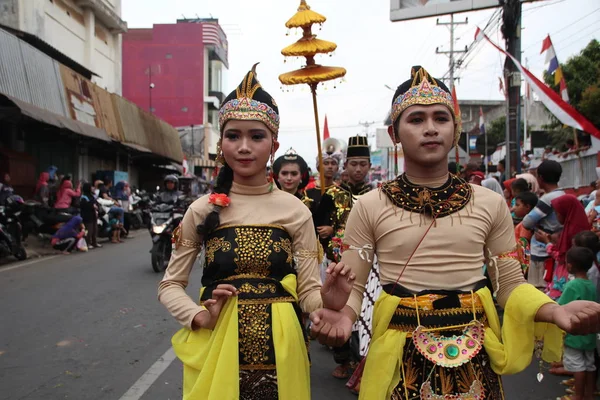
[557,153,597,189]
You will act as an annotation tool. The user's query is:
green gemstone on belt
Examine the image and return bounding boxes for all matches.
[445,344,460,359]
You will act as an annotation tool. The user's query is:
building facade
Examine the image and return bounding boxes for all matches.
[0,0,126,94]
[122,18,227,166]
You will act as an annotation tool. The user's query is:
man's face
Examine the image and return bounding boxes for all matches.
[166,181,175,191]
[498,163,505,173]
[322,159,339,179]
[345,158,370,184]
[390,104,455,170]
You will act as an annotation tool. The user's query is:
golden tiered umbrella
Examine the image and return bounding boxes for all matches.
[279,0,346,193]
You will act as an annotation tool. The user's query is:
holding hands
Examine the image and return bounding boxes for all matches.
[321,262,355,311]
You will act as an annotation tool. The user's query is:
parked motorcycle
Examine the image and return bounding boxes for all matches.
[149,202,184,273]
[127,191,144,230]
[21,201,73,241]
[97,197,117,239]
[0,195,27,261]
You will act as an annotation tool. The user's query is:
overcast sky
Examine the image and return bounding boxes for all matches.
[123,0,600,169]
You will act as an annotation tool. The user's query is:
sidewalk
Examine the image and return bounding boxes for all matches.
[8,229,147,263]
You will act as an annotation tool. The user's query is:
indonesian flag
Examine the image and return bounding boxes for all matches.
[475,28,600,139]
[323,114,330,140]
[540,35,569,102]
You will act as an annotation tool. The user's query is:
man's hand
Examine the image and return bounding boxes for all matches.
[192,284,238,330]
[551,301,600,335]
[321,262,355,311]
[309,307,354,347]
[317,226,334,239]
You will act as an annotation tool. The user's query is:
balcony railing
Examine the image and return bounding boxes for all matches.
[557,152,597,189]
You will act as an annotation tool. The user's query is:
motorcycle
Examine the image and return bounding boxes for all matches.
[0,195,27,261]
[97,197,118,239]
[21,201,73,241]
[127,191,144,231]
[149,202,184,273]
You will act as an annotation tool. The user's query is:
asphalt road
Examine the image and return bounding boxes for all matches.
[0,235,571,399]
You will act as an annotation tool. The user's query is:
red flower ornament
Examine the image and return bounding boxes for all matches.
[208,193,231,208]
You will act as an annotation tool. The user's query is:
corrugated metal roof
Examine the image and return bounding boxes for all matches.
[0,92,111,142]
[0,29,31,103]
[0,28,69,117]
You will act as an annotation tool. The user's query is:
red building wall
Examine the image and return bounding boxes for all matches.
[122,23,205,128]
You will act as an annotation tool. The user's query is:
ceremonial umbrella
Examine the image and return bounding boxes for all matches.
[279,0,346,193]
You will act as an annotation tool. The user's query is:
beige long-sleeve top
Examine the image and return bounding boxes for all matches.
[158,181,323,329]
[342,174,526,317]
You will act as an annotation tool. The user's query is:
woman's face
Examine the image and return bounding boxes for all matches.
[277,163,302,193]
[504,188,511,200]
[221,120,279,183]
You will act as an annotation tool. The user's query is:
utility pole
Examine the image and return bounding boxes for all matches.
[190,124,195,155]
[358,120,375,136]
[436,14,468,90]
[501,0,522,176]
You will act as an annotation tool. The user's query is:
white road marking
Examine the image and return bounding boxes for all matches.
[119,347,176,400]
[0,255,59,273]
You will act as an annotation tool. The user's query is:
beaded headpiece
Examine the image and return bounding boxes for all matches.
[219,63,280,136]
[390,66,460,144]
[273,147,310,190]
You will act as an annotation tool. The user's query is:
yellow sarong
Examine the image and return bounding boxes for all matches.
[171,274,310,400]
[359,284,564,400]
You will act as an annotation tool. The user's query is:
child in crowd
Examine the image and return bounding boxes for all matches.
[558,246,598,400]
[573,231,600,297]
[109,211,124,244]
[510,178,531,223]
[513,191,538,274]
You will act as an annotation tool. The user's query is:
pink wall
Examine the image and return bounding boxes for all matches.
[122,24,205,128]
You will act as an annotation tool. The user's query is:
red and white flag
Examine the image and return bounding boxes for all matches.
[475,28,599,138]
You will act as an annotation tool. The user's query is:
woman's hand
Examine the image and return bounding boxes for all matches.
[321,262,356,311]
[192,284,238,330]
[310,307,354,347]
[537,301,600,335]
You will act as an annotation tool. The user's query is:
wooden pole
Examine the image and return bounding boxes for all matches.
[310,83,326,194]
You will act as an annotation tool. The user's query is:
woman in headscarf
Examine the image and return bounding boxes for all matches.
[517,172,540,195]
[54,176,81,212]
[158,64,354,399]
[481,177,504,196]
[34,172,50,206]
[536,195,591,299]
[51,215,85,254]
[80,183,100,249]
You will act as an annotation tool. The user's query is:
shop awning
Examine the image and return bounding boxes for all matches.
[0,93,111,142]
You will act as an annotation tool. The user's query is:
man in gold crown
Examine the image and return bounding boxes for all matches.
[309,66,600,399]
[316,135,373,379]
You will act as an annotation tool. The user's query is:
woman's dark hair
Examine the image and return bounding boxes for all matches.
[272,156,310,191]
[511,178,529,194]
[82,182,93,196]
[196,163,234,239]
[573,230,600,254]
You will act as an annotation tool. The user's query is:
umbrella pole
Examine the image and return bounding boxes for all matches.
[310,83,326,194]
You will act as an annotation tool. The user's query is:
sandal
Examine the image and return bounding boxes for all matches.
[560,378,575,386]
[332,364,352,379]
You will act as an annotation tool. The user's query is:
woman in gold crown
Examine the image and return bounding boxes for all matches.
[309,66,600,399]
[158,64,354,399]
[272,147,312,206]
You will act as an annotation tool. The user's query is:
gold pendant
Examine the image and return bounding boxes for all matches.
[413,321,485,368]
[420,380,485,400]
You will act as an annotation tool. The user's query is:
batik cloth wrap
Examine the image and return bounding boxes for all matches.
[359,284,563,400]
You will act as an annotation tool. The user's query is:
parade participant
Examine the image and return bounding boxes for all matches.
[317,135,373,263]
[272,147,311,206]
[317,135,373,379]
[309,66,600,400]
[305,147,343,224]
[158,64,354,399]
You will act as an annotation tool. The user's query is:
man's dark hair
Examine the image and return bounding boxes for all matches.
[511,178,530,193]
[515,191,538,210]
[566,246,595,273]
[498,159,505,167]
[537,160,562,184]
